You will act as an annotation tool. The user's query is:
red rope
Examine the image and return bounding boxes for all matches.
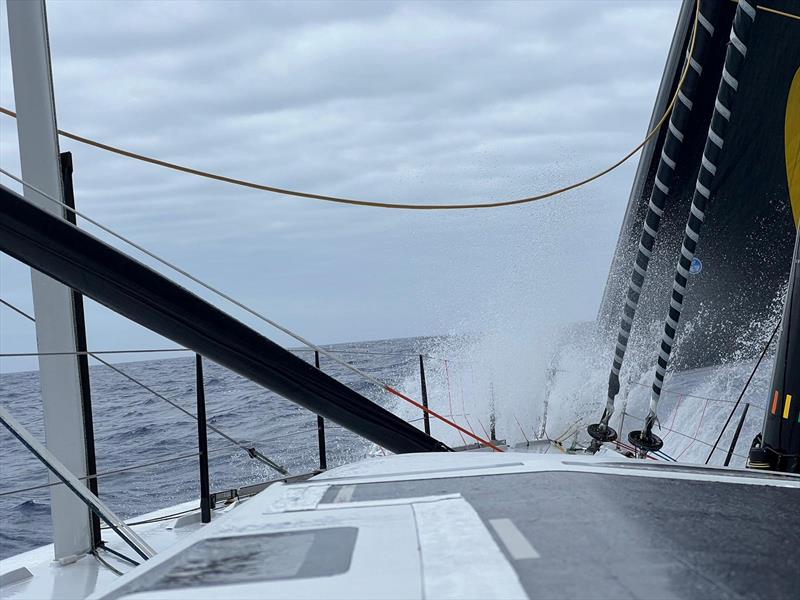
[384,385,504,452]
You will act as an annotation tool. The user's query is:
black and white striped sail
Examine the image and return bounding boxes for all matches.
[600,0,800,379]
[599,0,722,429]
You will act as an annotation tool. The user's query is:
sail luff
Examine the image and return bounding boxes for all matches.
[631,0,759,452]
[589,0,720,448]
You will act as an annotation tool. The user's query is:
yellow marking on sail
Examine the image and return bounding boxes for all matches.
[787,68,800,228]
[783,394,793,420]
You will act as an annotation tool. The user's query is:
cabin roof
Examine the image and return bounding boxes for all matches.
[78,451,799,600]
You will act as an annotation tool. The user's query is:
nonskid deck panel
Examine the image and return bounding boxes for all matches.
[80,452,799,600]
[322,470,800,599]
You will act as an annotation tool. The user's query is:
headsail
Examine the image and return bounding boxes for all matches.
[600,0,800,372]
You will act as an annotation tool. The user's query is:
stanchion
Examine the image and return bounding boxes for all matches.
[195,354,211,523]
[419,355,431,435]
[315,351,327,470]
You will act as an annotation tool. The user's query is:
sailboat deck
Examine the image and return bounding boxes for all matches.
[76,451,799,600]
[321,469,799,599]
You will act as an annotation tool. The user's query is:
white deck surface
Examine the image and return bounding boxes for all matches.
[0,498,242,599]
[2,451,797,600]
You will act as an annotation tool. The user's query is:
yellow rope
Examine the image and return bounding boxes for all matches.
[756,4,800,22]
[0,1,704,210]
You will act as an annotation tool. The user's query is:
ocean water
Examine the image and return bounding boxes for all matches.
[0,336,441,560]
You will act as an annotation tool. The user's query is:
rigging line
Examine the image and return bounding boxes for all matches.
[551,418,583,444]
[85,356,287,473]
[703,319,781,464]
[0,446,233,497]
[674,398,710,460]
[555,425,579,444]
[0,344,452,362]
[661,393,684,444]
[0,295,287,472]
[407,412,471,424]
[628,381,745,406]
[560,420,585,443]
[0,298,34,322]
[654,449,678,462]
[289,347,479,365]
[623,407,748,460]
[106,506,201,528]
[513,414,531,445]
[756,4,800,21]
[0,1,700,212]
[383,386,504,451]
[611,439,660,461]
[476,417,491,441]
[92,549,124,577]
[204,424,320,445]
[0,170,499,451]
[443,360,467,445]
[459,368,478,440]
[96,543,140,567]
[463,365,481,437]
[0,348,190,357]
[291,348,437,360]
[530,365,766,407]
[727,0,800,22]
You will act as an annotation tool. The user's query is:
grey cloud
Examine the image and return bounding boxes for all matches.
[1,0,680,372]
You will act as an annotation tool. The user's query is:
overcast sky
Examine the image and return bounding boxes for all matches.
[0,0,681,372]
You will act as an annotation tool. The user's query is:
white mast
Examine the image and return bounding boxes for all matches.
[6,0,93,560]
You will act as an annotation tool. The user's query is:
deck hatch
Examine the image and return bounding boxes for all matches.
[102,527,357,598]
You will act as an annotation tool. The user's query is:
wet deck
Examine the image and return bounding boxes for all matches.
[320,469,799,599]
[11,451,795,600]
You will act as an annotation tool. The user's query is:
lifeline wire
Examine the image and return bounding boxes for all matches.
[0,418,327,498]
[0,446,233,497]
[0,348,188,357]
[622,410,749,461]
[703,319,781,464]
[0,296,288,473]
[0,172,499,450]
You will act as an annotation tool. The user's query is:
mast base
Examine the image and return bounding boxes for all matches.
[628,430,663,453]
[587,423,618,443]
